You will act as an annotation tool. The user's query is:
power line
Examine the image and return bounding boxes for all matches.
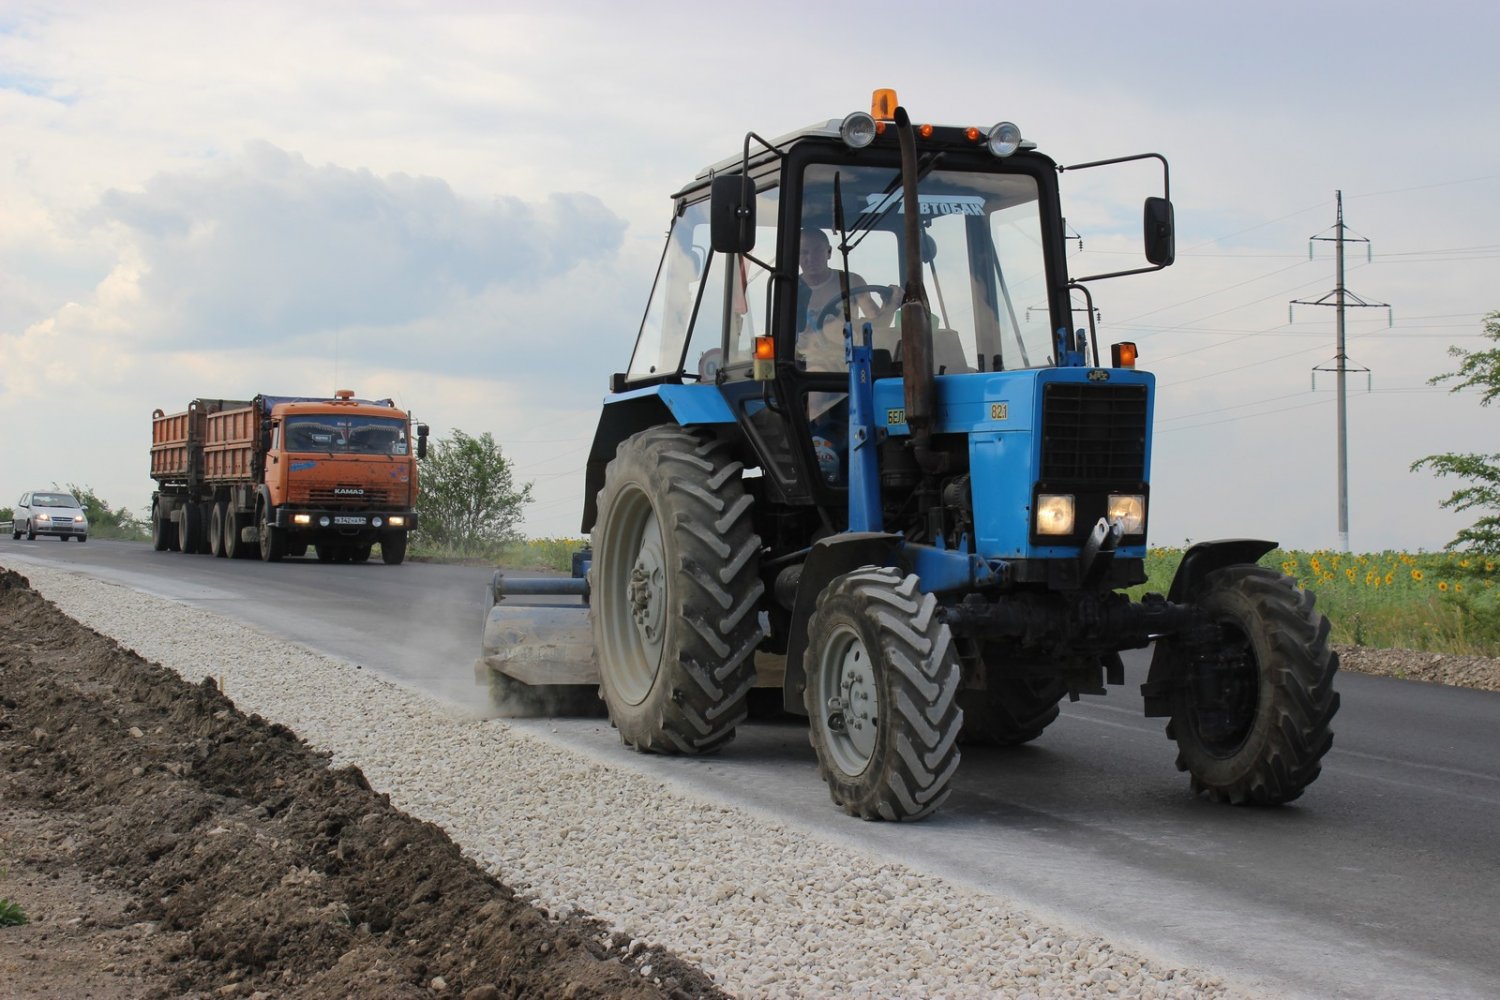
[1289,191,1390,553]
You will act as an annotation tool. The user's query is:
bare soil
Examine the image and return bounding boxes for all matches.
[4,568,1498,1000]
[0,569,727,1000]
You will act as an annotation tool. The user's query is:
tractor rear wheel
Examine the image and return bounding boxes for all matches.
[804,567,963,820]
[958,658,1067,746]
[1164,564,1339,805]
[590,426,763,754]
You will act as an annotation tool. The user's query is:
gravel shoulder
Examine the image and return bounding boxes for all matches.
[5,559,1496,999]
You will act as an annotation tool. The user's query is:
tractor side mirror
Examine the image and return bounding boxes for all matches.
[1144,196,1175,267]
[710,174,756,253]
[416,423,429,460]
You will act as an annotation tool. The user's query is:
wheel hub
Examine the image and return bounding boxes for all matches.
[629,541,666,648]
[820,625,878,773]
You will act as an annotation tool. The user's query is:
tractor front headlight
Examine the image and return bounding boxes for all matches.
[986,121,1022,157]
[840,111,877,149]
[1036,494,1075,536]
[1108,494,1146,534]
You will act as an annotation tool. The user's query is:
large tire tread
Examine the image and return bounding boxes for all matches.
[806,568,963,821]
[591,426,764,756]
[1168,565,1339,805]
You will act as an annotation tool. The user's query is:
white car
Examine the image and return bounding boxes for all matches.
[13,490,89,542]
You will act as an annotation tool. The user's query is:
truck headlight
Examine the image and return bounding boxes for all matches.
[387,515,405,527]
[1036,494,1075,536]
[1108,494,1146,534]
[294,514,312,525]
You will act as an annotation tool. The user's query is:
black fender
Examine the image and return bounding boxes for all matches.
[580,395,674,534]
[781,531,904,713]
[1141,537,1277,716]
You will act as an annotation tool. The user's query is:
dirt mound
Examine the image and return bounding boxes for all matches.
[0,569,727,1000]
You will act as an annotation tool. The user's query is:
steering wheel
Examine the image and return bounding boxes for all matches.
[813,284,897,330]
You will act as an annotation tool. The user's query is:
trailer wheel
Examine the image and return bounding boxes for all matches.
[178,501,204,554]
[256,500,284,562]
[223,510,246,559]
[380,533,407,565]
[208,502,227,557]
[1164,564,1339,805]
[149,503,171,551]
[958,661,1067,747]
[804,567,963,820]
[590,426,764,755]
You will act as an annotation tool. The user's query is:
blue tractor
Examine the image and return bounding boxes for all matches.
[479,91,1340,820]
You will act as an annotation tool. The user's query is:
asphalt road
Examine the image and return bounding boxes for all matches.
[4,538,1498,1000]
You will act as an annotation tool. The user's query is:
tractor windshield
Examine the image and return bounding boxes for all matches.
[798,163,1055,373]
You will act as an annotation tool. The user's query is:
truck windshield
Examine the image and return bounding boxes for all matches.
[283,415,409,456]
[799,162,1055,373]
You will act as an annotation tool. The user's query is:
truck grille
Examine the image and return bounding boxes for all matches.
[1040,383,1148,482]
[296,485,401,507]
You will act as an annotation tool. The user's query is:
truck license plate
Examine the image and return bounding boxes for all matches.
[333,516,365,525]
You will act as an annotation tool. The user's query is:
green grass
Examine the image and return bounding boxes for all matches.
[0,897,27,927]
[423,537,1500,657]
[1133,547,1500,656]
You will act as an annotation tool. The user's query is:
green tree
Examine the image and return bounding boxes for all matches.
[62,483,149,540]
[0,506,12,524]
[415,430,533,552]
[1411,310,1500,552]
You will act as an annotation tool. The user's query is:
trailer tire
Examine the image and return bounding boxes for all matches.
[1163,564,1339,805]
[208,503,227,557]
[151,503,167,550]
[256,500,284,562]
[805,567,963,820]
[590,425,764,755]
[178,501,204,554]
[223,510,246,559]
[958,666,1068,747]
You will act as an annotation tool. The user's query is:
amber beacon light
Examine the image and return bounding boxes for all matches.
[1111,341,1138,369]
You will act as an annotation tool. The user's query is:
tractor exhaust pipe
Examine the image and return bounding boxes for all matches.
[894,107,944,475]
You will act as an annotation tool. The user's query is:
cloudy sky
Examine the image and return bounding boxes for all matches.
[4,0,1498,553]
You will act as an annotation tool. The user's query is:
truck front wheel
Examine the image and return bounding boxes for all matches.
[1164,564,1339,805]
[256,501,285,562]
[380,533,407,565]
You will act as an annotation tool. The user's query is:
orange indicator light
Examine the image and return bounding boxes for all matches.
[754,335,775,360]
[1111,342,1139,369]
[965,126,981,141]
[918,123,934,138]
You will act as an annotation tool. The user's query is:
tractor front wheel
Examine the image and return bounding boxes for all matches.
[1165,564,1339,805]
[590,426,764,754]
[805,567,963,821]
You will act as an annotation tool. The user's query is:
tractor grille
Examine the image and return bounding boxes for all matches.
[1040,383,1148,482]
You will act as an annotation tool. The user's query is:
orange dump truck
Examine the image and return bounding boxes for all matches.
[150,391,428,564]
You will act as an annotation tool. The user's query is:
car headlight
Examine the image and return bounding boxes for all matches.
[1035,494,1075,536]
[36,513,50,521]
[1108,495,1146,534]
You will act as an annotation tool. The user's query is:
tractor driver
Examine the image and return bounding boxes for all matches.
[795,228,897,372]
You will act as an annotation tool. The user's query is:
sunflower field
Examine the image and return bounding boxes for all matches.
[1137,548,1500,656]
